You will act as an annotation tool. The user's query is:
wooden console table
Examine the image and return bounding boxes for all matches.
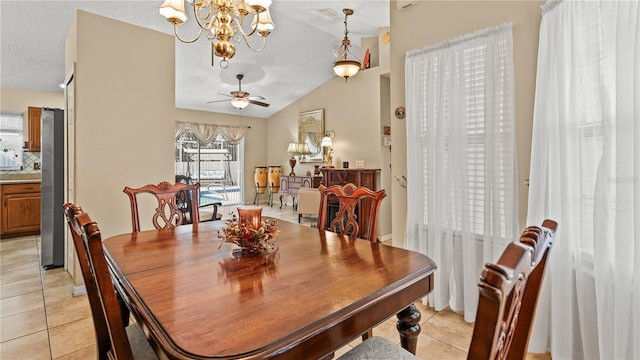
[319,168,381,239]
[279,175,320,209]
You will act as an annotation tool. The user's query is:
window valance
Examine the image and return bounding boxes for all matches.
[175,121,249,145]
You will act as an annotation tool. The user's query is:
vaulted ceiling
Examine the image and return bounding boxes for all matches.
[0,1,390,118]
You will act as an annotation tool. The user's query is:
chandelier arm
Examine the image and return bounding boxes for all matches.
[173,23,207,44]
[191,3,215,32]
[232,14,259,38]
[193,2,213,23]
[236,32,267,52]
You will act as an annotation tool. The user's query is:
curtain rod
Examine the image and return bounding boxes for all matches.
[0,111,24,116]
[176,120,250,129]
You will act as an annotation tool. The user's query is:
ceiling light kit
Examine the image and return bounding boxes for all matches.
[332,8,361,82]
[207,74,270,109]
[159,0,275,69]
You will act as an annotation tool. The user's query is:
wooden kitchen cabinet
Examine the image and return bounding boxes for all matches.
[27,106,41,152]
[1,182,41,238]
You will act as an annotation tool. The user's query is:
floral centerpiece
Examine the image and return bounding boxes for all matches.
[218,213,279,254]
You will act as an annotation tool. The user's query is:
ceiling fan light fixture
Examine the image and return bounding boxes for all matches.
[332,8,361,82]
[231,97,250,109]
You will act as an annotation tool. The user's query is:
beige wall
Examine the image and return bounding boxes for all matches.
[68,10,175,238]
[266,65,394,236]
[174,108,267,204]
[0,88,64,136]
[389,0,544,241]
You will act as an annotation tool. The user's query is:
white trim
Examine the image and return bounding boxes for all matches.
[72,285,87,297]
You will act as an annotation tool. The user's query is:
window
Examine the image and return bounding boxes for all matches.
[176,132,244,206]
[404,23,518,318]
[0,113,24,170]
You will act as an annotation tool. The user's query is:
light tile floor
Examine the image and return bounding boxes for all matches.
[0,203,551,359]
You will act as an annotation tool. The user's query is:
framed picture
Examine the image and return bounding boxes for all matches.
[298,109,324,163]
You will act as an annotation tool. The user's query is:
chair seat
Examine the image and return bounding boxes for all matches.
[125,323,159,360]
[337,336,419,360]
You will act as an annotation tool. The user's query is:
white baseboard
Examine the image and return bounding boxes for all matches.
[72,285,87,296]
[378,233,393,243]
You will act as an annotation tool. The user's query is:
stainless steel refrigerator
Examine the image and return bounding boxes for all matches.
[40,108,65,270]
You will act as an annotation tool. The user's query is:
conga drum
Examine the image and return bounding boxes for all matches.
[254,166,268,194]
[268,165,282,193]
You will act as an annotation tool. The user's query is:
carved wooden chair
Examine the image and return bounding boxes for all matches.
[467,219,557,360]
[338,220,557,360]
[174,186,222,224]
[63,203,158,360]
[317,183,386,343]
[317,183,387,243]
[123,181,200,232]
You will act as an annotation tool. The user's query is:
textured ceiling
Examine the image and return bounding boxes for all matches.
[0,1,389,118]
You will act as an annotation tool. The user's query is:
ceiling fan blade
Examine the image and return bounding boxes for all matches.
[247,95,266,100]
[249,99,270,107]
[217,93,232,98]
[206,99,228,104]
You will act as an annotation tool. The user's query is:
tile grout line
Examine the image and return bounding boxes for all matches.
[35,235,56,360]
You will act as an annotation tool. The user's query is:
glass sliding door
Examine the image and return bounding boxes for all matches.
[175,132,244,206]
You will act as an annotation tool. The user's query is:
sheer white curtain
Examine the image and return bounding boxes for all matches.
[404,23,519,322]
[527,1,639,358]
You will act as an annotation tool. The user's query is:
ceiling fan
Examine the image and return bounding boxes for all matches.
[207,74,270,109]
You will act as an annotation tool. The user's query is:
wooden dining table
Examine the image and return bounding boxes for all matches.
[102,218,437,360]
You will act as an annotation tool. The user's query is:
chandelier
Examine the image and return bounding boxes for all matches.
[159,0,275,68]
[332,8,361,81]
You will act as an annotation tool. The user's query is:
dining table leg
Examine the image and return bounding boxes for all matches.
[396,304,422,355]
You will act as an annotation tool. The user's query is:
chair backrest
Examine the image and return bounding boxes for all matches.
[63,203,133,360]
[467,219,557,360]
[298,187,321,215]
[317,183,386,242]
[123,181,200,232]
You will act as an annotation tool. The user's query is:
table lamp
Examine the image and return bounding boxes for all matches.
[287,142,299,176]
[321,135,334,167]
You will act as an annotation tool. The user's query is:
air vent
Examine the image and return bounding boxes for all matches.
[318,8,342,21]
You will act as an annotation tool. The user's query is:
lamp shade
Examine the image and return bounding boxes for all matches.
[251,8,275,35]
[246,0,272,11]
[230,97,250,109]
[287,142,299,155]
[297,143,312,156]
[159,0,187,24]
[321,136,333,147]
[333,60,361,79]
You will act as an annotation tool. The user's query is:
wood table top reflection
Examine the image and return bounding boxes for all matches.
[103,219,436,360]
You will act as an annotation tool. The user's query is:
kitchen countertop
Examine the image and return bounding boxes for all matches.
[0,174,41,184]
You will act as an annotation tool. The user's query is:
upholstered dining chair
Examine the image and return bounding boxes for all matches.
[123,181,200,232]
[338,219,558,360]
[63,203,158,360]
[297,187,321,223]
[317,183,387,243]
